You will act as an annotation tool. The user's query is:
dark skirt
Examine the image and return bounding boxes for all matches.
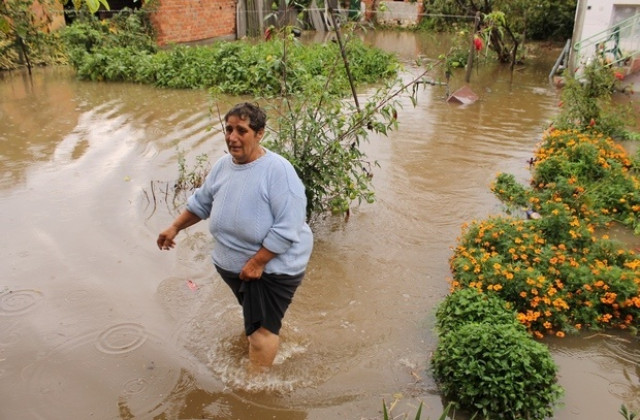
[215,265,304,336]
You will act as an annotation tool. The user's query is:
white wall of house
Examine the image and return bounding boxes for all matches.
[570,0,640,71]
[576,0,640,42]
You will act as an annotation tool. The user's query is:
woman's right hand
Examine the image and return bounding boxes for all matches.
[157,226,178,250]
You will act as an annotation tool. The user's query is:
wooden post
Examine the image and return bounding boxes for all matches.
[465,11,481,83]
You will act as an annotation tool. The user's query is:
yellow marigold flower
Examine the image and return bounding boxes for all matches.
[553,298,569,310]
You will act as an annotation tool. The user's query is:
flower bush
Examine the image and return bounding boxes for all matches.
[494,129,640,233]
[450,129,640,337]
[450,215,640,337]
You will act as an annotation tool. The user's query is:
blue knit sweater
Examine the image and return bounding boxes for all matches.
[187,149,313,275]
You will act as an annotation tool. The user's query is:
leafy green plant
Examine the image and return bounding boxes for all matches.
[431,322,563,420]
[554,60,638,139]
[0,0,67,71]
[382,400,454,420]
[63,0,111,14]
[435,288,521,333]
[382,400,423,420]
[175,149,210,192]
[262,56,438,218]
[620,404,639,420]
[61,7,157,74]
[62,24,399,98]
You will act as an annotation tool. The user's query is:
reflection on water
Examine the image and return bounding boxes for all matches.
[0,31,638,419]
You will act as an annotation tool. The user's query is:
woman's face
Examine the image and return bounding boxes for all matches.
[224,115,264,164]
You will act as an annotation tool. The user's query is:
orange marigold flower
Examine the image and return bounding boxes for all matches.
[556,331,565,338]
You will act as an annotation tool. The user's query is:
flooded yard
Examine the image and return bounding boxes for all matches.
[0,31,638,419]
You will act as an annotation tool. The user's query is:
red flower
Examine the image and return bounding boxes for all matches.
[614,72,625,80]
[589,118,596,127]
[473,36,484,51]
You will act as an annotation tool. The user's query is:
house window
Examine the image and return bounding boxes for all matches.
[611,5,640,53]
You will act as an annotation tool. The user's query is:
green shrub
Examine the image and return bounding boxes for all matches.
[435,288,521,333]
[61,21,400,98]
[431,322,563,420]
[554,60,638,139]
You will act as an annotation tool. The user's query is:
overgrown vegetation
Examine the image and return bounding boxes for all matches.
[421,0,577,42]
[553,60,639,140]
[60,11,397,97]
[434,37,640,420]
[448,62,640,339]
[0,0,66,70]
[0,0,112,71]
[432,289,563,419]
[261,48,417,218]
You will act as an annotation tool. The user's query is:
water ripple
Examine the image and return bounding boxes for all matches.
[0,289,43,316]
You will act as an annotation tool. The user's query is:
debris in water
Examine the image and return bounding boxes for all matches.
[447,85,479,105]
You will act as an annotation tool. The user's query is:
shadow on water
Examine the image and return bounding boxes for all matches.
[0,31,638,419]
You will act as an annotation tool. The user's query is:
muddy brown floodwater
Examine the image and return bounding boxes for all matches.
[1,31,639,420]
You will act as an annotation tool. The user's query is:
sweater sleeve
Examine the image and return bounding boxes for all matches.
[261,159,308,254]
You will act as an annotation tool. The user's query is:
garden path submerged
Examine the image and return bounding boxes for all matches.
[0,31,638,419]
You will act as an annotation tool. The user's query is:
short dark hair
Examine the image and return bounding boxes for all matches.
[224,102,266,133]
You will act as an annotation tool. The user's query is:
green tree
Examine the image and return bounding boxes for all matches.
[1,0,55,72]
[422,0,577,60]
[0,0,110,71]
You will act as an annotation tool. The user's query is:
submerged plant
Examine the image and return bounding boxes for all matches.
[431,321,563,420]
[175,149,209,192]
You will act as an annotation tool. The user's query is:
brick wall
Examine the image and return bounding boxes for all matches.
[150,0,237,46]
